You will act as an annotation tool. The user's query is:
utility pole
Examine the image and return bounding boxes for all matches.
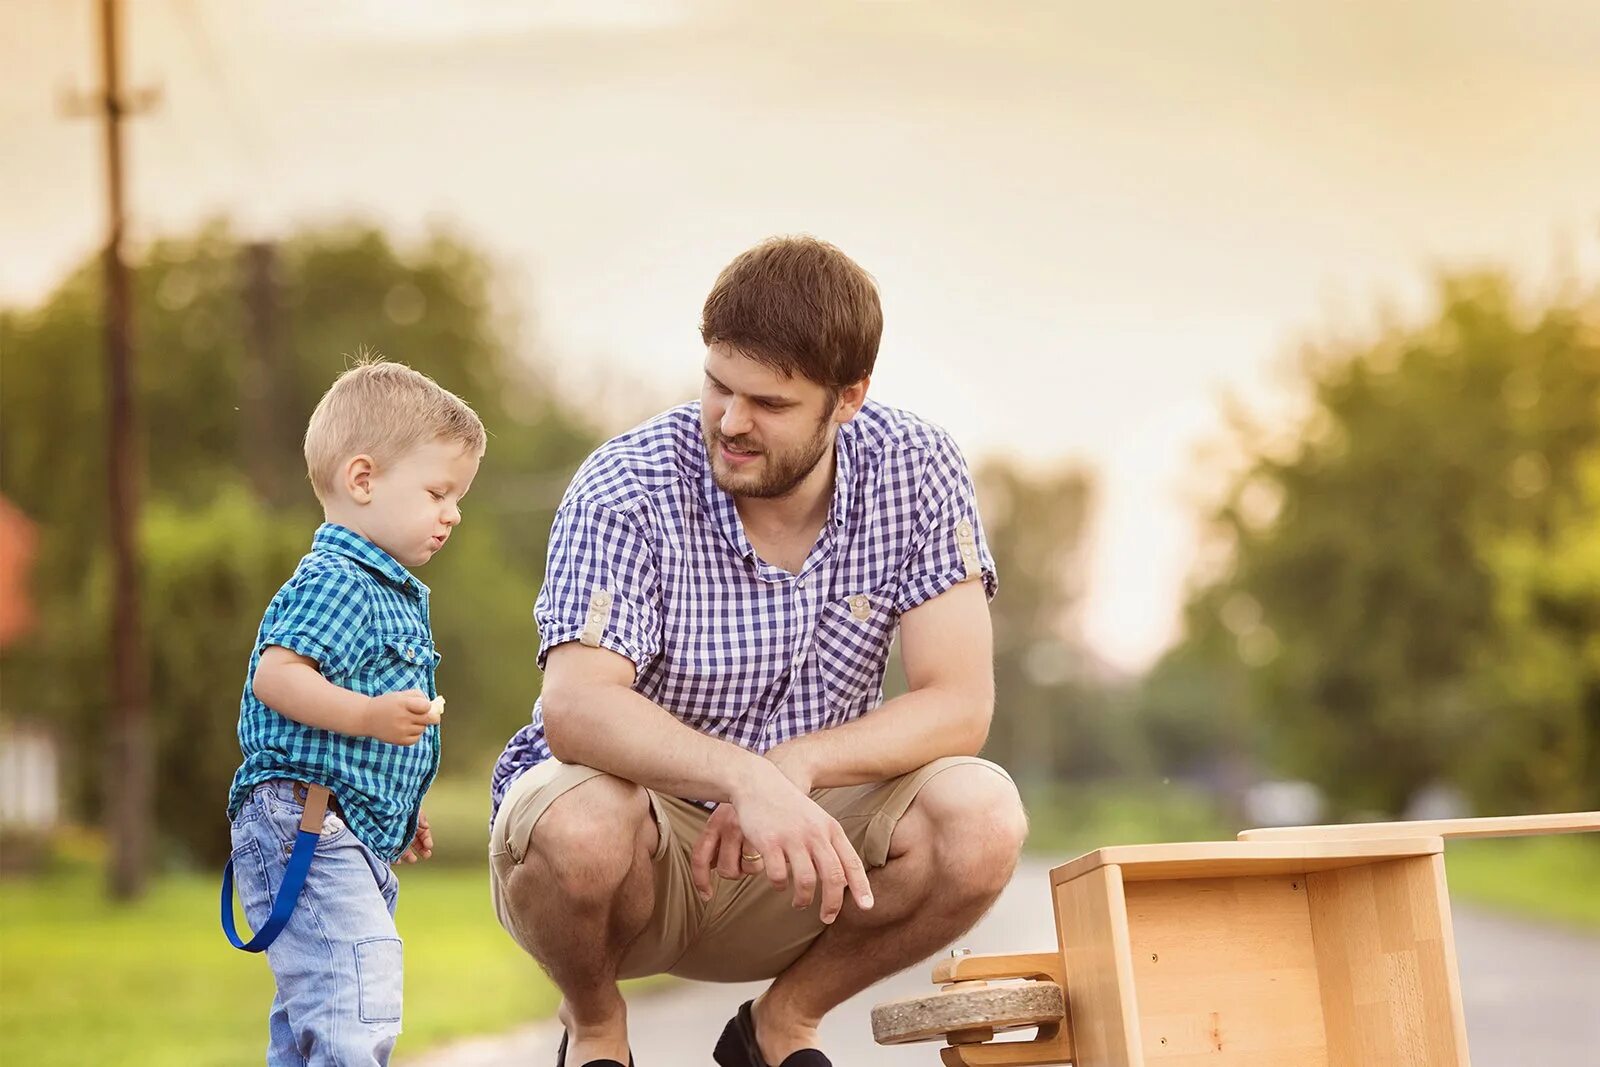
[66,0,160,900]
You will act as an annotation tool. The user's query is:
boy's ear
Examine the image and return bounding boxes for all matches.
[344,455,376,504]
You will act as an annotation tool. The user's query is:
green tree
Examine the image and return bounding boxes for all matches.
[1466,450,1600,810]
[0,221,599,863]
[1169,273,1600,816]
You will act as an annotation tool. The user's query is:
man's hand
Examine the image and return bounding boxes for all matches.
[689,741,819,897]
[698,760,873,924]
[690,803,750,892]
[398,810,433,864]
[361,689,433,745]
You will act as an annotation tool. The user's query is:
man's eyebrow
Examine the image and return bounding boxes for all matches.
[704,369,796,406]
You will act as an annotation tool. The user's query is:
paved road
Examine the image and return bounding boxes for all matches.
[411,860,1599,1066]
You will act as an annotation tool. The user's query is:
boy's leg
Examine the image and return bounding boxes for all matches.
[231,782,405,1067]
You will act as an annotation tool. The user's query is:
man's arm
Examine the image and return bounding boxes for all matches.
[540,641,774,804]
[764,579,995,792]
[540,641,874,920]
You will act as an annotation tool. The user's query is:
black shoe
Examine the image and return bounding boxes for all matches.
[712,1000,832,1067]
[556,1030,632,1067]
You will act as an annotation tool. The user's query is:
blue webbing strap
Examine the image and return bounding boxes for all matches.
[220,784,329,952]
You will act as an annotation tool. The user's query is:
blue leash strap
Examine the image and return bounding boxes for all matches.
[221,784,330,952]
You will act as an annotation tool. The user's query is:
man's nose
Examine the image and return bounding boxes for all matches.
[720,398,754,437]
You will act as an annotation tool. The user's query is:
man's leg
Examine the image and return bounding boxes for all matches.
[752,762,1027,1063]
[494,772,660,1065]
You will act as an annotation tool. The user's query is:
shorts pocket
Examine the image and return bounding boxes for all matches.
[354,936,404,1024]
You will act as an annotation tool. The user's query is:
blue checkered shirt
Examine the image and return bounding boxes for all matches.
[490,400,996,819]
[228,523,441,861]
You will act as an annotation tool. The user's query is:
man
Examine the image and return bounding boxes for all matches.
[489,236,1027,1067]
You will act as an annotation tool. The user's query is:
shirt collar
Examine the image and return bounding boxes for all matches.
[697,421,857,561]
[311,523,426,597]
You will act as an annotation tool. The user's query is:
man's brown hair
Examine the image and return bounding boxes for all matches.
[700,236,882,390]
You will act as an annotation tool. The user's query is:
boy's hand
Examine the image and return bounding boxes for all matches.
[362,689,433,745]
[399,811,433,864]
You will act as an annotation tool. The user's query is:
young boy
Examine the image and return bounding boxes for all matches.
[225,358,485,1065]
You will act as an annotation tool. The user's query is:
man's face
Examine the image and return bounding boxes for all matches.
[700,343,842,499]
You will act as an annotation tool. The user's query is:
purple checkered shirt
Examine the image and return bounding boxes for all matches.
[489,399,996,819]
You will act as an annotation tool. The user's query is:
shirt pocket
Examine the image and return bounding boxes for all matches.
[371,633,439,697]
[812,589,898,715]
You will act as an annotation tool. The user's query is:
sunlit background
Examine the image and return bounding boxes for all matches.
[2,3,1597,1065]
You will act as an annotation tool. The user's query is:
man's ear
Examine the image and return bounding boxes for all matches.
[343,455,376,504]
[834,376,870,424]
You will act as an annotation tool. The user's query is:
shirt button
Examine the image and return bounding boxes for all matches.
[792,654,804,670]
[407,648,416,660]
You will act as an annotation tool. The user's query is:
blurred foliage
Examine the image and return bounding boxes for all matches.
[1155,273,1600,816]
[0,220,600,864]
[973,461,1138,790]
[1466,452,1600,810]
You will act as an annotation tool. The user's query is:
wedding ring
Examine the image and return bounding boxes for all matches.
[741,851,763,863]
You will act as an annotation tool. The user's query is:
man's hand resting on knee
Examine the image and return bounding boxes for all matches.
[690,758,873,925]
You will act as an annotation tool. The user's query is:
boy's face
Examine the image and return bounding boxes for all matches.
[350,438,482,567]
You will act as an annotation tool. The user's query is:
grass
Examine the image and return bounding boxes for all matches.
[1440,834,1600,930]
[0,862,561,1067]
[1021,779,1600,931]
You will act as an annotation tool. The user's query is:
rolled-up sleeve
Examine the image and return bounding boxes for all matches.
[534,500,663,673]
[258,563,370,681]
[894,434,998,614]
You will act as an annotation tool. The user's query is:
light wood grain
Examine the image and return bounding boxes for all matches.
[916,952,1075,1066]
[1238,810,1599,843]
[932,951,1064,986]
[1125,874,1329,1065]
[1306,855,1470,1066]
[1056,864,1143,1067]
[1050,838,1443,886]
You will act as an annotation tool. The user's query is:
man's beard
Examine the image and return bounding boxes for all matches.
[703,414,832,499]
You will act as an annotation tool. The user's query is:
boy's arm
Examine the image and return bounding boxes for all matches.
[254,645,433,745]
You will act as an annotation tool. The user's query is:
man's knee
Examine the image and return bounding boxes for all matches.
[515,774,655,904]
[901,764,1027,896]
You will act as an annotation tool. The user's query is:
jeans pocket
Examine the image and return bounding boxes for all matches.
[228,836,273,920]
[354,937,404,1024]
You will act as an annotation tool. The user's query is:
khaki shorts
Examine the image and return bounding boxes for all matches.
[489,755,1011,983]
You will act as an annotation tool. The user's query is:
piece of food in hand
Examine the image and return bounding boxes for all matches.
[426,695,445,724]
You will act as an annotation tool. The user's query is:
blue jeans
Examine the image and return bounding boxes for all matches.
[230,780,403,1066]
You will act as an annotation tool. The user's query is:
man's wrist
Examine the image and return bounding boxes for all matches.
[765,738,817,793]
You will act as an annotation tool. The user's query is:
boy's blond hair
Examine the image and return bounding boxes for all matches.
[304,356,486,502]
